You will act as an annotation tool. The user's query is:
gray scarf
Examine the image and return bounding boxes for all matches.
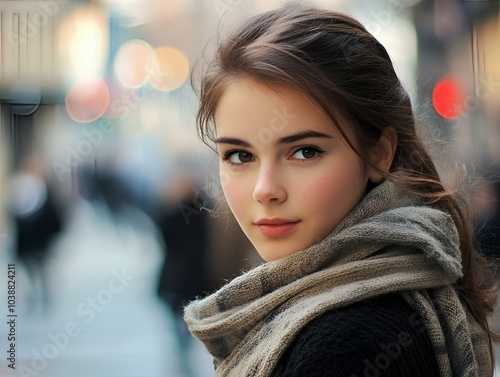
[184,180,491,376]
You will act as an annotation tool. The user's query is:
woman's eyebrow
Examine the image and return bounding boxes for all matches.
[214,137,251,147]
[277,130,334,144]
[214,130,334,147]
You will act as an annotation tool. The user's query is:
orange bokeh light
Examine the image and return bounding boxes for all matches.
[114,40,154,88]
[147,47,189,91]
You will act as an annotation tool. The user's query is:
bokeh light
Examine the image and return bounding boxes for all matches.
[65,77,110,123]
[114,40,154,88]
[9,173,47,218]
[58,4,109,83]
[146,47,189,92]
[432,76,465,120]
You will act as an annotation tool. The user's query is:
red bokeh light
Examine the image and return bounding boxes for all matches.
[65,77,110,123]
[432,77,464,120]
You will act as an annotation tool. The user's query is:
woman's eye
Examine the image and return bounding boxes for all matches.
[292,147,320,160]
[225,151,254,164]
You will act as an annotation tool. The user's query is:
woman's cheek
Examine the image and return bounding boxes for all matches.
[221,174,246,214]
[299,174,338,204]
[299,170,359,214]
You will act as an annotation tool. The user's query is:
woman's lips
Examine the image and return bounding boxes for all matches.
[256,220,300,238]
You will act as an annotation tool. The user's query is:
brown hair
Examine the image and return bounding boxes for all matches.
[192,3,497,368]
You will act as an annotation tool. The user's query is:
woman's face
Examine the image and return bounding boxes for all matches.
[214,78,374,261]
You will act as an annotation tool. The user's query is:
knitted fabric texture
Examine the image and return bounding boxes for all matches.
[183,180,491,376]
[272,294,440,376]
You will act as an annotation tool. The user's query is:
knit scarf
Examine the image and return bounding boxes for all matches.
[183,180,491,377]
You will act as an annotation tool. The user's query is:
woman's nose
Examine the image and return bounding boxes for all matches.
[252,166,287,204]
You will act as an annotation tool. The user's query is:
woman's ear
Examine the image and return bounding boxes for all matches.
[368,128,398,183]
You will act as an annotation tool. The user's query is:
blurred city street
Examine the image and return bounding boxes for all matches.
[1,0,500,376]
[0,199,214,377]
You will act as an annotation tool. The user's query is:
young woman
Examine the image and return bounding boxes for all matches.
[183,4,497,376]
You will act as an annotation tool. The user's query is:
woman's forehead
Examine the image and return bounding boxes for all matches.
[215,79,335,135]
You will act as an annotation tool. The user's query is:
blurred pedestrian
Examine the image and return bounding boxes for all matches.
[9,157,63,314]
